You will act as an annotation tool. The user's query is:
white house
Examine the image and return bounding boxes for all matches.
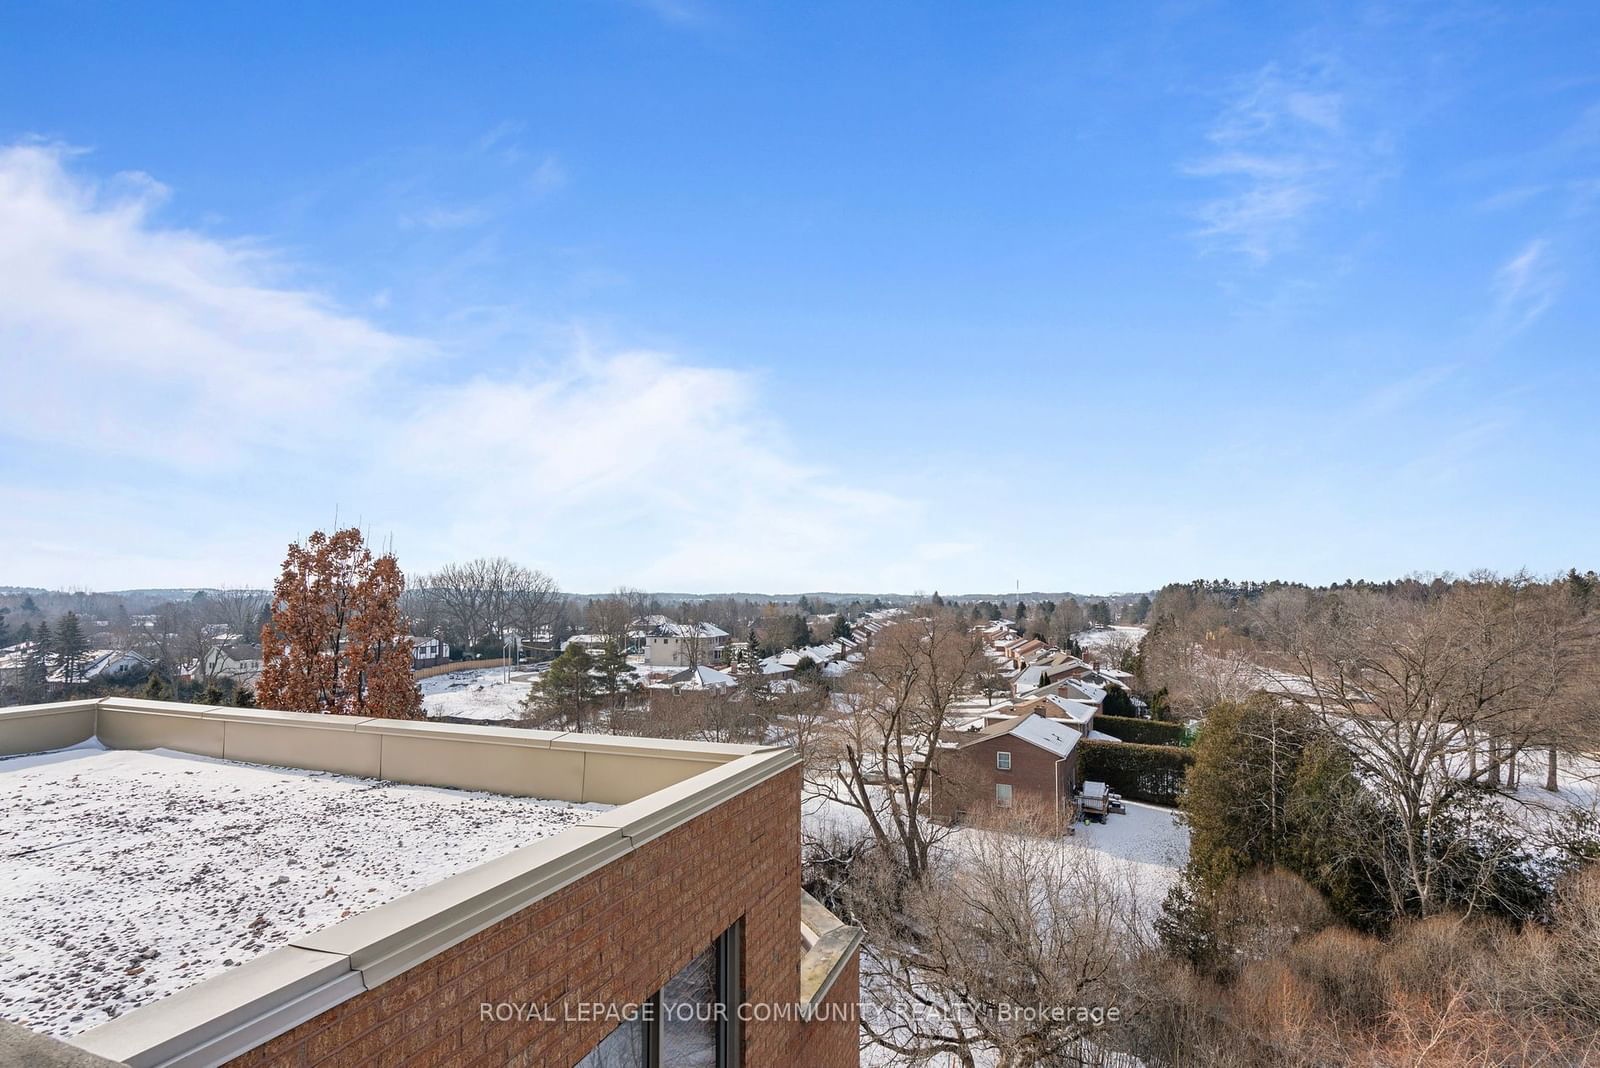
[52,649,155,685]
[196,644,264,684]
[408,636,450,669]
[642,621,730,667]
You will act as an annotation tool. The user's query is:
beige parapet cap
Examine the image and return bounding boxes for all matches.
[291,824,632,987]
[798,890,864,1019]
[0,699,811,1068]
[351,716,566,748]
[0,698,105,718]
[544,730,764,761]
[72,945,361,1068]
[197,706,375,731]
[580,747,802,848]
[97,698,221,717]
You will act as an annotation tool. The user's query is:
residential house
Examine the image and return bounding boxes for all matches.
[643,621,730,667]
[196,643,264,684]
[407,635,450,669]
[930,710,1082,824]
[51,649,155,685]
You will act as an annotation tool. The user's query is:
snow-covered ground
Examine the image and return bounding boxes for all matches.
[419,664,541,721]
[1071,800,1188,912]
[803,784,1188,916]
[0,744,603,1036]
[1073,625,1146,652]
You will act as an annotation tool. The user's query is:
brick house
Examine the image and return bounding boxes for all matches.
[929,710,1081,824]
[0,698,861,1068]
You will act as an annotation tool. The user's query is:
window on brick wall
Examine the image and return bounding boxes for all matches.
[575,922,743,1068]
[995,783,1013,808]
[995,751,1011,771]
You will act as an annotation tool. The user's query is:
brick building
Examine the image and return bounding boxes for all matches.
[929,710,1081,824]
[0,698,861,1067]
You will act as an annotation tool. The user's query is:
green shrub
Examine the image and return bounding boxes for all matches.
[1094,713,1188,747]
[1081,739,1194,806]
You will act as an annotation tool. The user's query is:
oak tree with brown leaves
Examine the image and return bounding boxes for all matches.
[258,527,422,719]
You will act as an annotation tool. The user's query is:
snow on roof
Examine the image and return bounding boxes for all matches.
[663,664,737,689]
[656,622,730,639]
[1044,694,1098,723]
[1064,678,1108,704]
[1009,714,1081,758]
[0,744,605,1037]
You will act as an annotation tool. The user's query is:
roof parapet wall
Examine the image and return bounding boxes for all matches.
[0,699,800,1068]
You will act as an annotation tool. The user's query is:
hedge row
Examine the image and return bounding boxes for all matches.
[1093,713,1188,747]
[1080,739,1194,807]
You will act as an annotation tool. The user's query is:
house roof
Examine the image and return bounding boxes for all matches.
[656,622,730,639]
[664,664,738,689]
[1041,694,1098,724]
[958,711,1079,759]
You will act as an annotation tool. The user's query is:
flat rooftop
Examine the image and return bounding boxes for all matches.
[0,698,804,1068]
[1,743,605,1037]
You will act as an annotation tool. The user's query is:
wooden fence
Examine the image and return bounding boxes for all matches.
[412,658,511,681]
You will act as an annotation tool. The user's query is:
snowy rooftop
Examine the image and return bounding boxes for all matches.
[0,698,792,1067]
[1008,714,1081,758]
[0,743,604,1037]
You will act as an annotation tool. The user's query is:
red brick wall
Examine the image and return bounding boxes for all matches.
[931,734,1077,822]
[227,765,856,1067]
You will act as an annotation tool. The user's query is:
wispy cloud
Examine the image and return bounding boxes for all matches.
[1185,60,1383,263]
[1492,238,1562,331]
[398,203,491,230]
[629,0,709,27]
[1358,364,1457,418]
[530,154,567,195]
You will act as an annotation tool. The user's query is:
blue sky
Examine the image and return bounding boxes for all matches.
[1,1,1596,593]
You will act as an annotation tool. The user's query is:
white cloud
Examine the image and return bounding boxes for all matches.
[398,204,491,230]
[530,154,567,195]
[1185,61,1380,263]
[0,142,920,591]
[0,142,418,472]
[1492,238,1561,331]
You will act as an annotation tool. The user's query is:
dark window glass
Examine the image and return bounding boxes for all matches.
[573,1014,647,1068]
[660,943,719,1067]
[571,925,739,1068]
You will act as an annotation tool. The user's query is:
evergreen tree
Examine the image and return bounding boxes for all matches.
[931,591,944,607]
[203,683,225,706]
[1133,593,1152,624]
[1015,600,1026,621]
[54,612,89,683]
[1102,683,1138,718]
[234,687,255,708]
[0,612,9,648]
[831,616,853,641]
[19,639,48,702]
[593,639,632,704]
[538,643,597,730]
[33,620,54,678]
[144,672,168,700]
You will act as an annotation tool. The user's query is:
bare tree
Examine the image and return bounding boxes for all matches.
[208,587,268,639]
[851,801,1148,1068]
[418,557,562,654]
[805,612,984,883]
[1272,583,1568,917]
